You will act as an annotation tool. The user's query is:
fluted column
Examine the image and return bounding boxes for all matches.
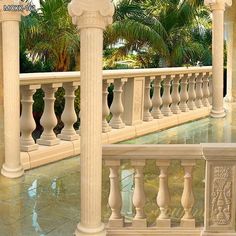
[105,160,123,227]
[161,76,173,116]
[156,160,171,227]
[109,79,126,129]
[225,17,236,103]
[131,160,146,227]
[151,76,163,119]
[0,2,29,178]
[58,82,79,141]
[202,73,211,107]
[143,77,153,121]
[195,73,204,108]
[180,160,196,228]
[205,0,231,117]
[102,80,113,133]
[187,74,197,110]
[37,84,61,146]
[68,1,114,235]
[170,74,181,114]
[0,22,3,168]
[179,74,189,112]
[20,85,40,152]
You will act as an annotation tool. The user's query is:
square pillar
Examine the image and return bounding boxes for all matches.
[201,144,236,236]
[122,77,145,126]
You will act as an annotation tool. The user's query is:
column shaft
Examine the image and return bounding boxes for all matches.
[1,20,24,178]
[211,9,225,117]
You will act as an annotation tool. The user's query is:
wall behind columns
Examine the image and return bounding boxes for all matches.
[0,23,4,167]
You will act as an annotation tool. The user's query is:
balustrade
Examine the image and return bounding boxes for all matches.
[18,66,212,160]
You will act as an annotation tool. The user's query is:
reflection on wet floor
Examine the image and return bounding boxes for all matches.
[0,104,235,235]
[121,103,236,144]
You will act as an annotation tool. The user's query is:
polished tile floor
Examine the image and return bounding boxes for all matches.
[0,103,235,235]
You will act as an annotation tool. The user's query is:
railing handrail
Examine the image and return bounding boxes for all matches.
[102,143,236,160]
[20,66,212,86]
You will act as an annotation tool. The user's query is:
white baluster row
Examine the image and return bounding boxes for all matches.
[105,159,196,229]
[20,72,212,152]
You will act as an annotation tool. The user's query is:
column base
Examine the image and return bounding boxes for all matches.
[1,164,24,178]
[156,218,171,228]
[75,223,106,236]
[210,109,226,118]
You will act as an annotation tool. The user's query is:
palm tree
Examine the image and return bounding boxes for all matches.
[105,0,212,68]
[20,0,80,72]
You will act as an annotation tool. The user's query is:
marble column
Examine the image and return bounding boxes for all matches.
[0,2,29,178]
[68,1,114,235]
[0,22,3,168]
[225,20,236,102]
[205,0,232,118]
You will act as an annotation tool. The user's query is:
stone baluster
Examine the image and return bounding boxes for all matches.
[37,83,61,146]
[202,73,210,107]
[156,160,171,227]
[20,85,40,152]
[151,76,163,119]
[179,74,189,112]
[208,74,213,105]
[161,76,173,116]
[109,79,127,129]
[105,160,123,227]
[180,160,196,228]
[170,74,181,114]
[187,73,197,110]
[58,82,79,141]
[131,160,147,227]
[143,77,153,121]
[195,73,204,108]
[102,80,113,133]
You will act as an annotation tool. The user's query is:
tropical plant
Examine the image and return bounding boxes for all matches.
[20,0,80,72]
[105,0,212,68]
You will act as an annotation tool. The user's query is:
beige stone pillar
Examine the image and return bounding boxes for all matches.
[0,2,28,178]
[225,20,236,102]
[205,0,231,118]
[201,144,236,236]
[0,22,3,168]
[68,1,114,235]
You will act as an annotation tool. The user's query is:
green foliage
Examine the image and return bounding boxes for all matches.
[105,0,212,68]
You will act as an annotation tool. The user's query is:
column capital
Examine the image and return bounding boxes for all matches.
[68,0,114,30]
[0,0,30,22]
[204,0,232,11]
